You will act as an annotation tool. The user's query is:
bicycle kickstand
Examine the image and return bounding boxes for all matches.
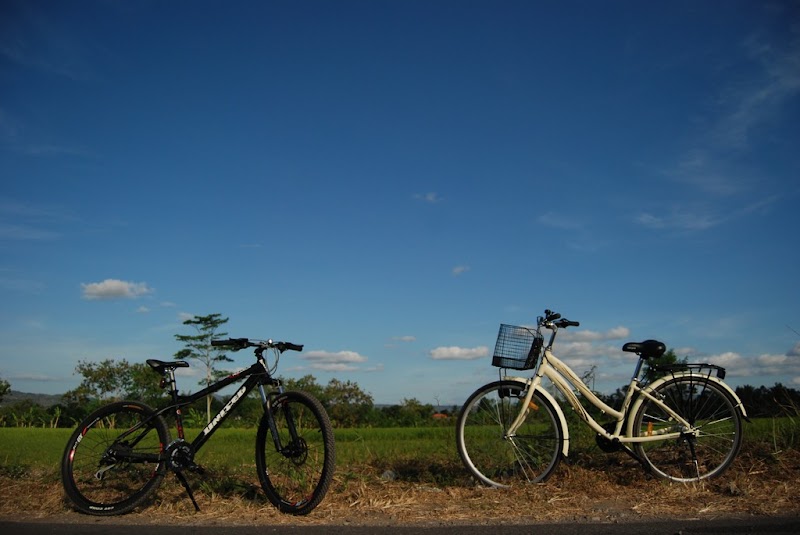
[174,469,201,512]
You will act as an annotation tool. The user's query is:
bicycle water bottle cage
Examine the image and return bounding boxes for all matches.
[622,340,666,360]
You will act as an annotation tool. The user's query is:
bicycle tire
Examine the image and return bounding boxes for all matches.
[255,390,335,515]
[631,375,742,482]
[456,380,563,487]
[61,400,170,515]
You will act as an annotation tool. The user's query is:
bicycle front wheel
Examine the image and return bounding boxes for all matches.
[61,401,170,515]
[632,376,742,482]
[456,380,563,487]
[255,390,335,515]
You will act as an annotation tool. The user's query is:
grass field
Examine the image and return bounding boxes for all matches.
[1,418,798,525]
[1,416,797,481]
[0,426,462,481]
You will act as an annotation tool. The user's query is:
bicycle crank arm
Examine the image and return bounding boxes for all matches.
[93,464,116,480]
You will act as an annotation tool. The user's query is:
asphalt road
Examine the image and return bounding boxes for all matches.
[3,517,800,535]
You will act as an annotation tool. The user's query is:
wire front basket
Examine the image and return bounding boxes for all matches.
[491,324,544,370]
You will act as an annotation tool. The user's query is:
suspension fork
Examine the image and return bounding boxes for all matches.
[259,382,303,454]
[258,383,284,452]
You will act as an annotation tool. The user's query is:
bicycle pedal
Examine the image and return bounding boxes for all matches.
[188,464,206,475]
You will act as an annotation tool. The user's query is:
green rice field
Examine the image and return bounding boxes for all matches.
[1,416,796,479]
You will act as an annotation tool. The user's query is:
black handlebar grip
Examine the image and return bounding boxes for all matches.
[212,338,249,348]
[283,342,304,352]
[553,319,580,328]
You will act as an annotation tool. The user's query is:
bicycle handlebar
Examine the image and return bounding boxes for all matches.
[544,310,561,321]
[279,341,304,352]
[541,310,580,329]
[211,338,304,353]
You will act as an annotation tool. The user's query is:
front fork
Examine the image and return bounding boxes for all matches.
[259,380,303,458]
[506,375,542,437]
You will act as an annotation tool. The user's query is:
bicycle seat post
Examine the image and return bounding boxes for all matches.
[630,357,646,384]
[159,367,187,440]
[160,368,178,402]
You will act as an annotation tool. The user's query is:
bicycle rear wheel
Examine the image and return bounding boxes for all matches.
[632,376,742,482]
[255,390,335,515]
[456,380,563,487]
[61,401,170,515]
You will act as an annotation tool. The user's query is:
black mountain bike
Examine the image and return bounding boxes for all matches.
[61,338,335,516]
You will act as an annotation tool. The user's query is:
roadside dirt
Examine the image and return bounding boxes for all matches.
[2,450,799,527]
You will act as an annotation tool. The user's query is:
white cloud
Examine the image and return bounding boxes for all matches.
[414,192,442,203]
[562,326,630,342]
[430,346,489,360]
[392,336,416,343]
[701,351,800,381]
[637,33,800,236]
[308,362,361,372]
[706,351,747,371]
[788,342,800,357]
[81,279,153,300]
[136,306,150,313]
[452,265,470,276]
[301,350,369,371]
[636,210,720,231]
[7,372,62,382]
[712,34,800,150]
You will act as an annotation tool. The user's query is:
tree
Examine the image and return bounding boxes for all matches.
[63,357,167,407]
[126,362,168,406]
[397,398,434,427]
[323,378,374,427]
[282,375,325,401]
[280,375,374,427]
[174,313,233,424]
[64,359,132,404]
[0,376,10,403]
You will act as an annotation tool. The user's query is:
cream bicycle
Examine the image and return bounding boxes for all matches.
[456,310,748,486]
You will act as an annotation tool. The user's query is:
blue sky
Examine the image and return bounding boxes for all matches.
[1,0,799,406]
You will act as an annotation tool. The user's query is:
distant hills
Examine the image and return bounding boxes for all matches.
[0,390,64,407]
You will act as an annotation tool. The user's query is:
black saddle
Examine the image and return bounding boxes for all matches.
[146,359,190,374]
[622,340,666,359]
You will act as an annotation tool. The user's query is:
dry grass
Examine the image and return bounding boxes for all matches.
[2,448,799,527]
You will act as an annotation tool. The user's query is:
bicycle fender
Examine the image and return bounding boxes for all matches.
[627,373,749,438]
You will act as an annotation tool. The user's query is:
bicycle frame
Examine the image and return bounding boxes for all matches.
[509,349,687,443]
[505,330,745,453]
[158,360,279,453]
[115,359,285,464]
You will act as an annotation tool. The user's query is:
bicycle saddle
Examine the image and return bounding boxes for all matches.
[146,359,190,373]
[622,340,666,359]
